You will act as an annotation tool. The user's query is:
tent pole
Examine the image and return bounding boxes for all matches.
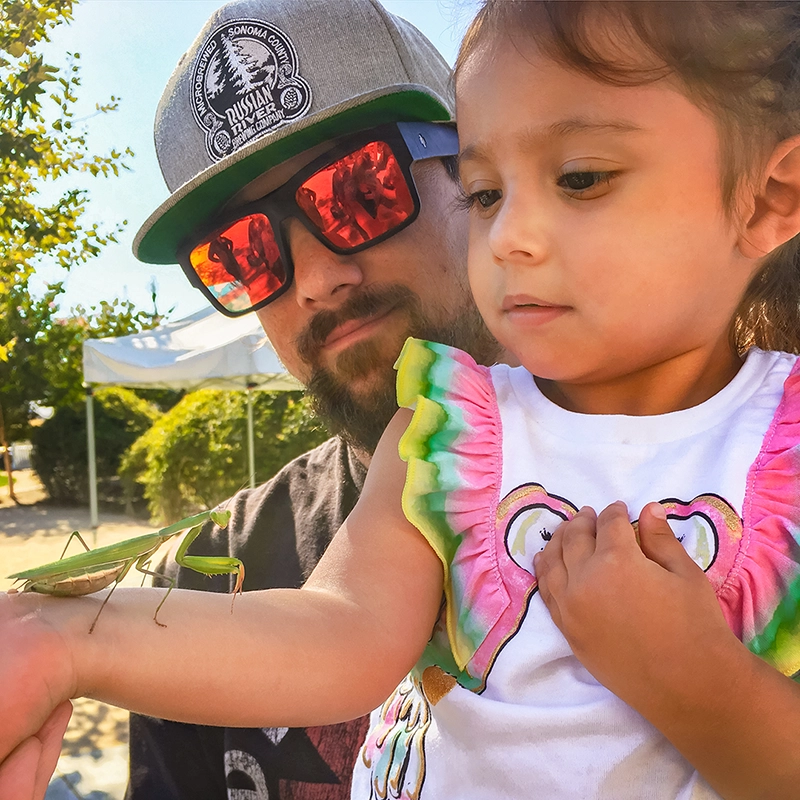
[246,383,256,489]
[86,386,99,542]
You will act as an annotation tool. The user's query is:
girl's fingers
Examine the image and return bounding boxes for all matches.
[594,501,705,576]
[0,700,73,800]
[594,501,637,552]
[559,507,598,566]
[34,701,72,800]
[534,525,564,623]
[533,555,561,627]
[637,503,703,576]
[535,507,597,624]
[0,737,41,800]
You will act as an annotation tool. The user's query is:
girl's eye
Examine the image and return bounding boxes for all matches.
[475,189,502,208]
[557,170,615,198]
[456,187,502,213]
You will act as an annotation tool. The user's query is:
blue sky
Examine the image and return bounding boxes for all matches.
[33,0,473,320]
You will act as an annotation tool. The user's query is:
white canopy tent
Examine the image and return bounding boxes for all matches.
[82,306,299,528]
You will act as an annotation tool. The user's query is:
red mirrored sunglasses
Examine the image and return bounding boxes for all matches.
[179,122,459,317]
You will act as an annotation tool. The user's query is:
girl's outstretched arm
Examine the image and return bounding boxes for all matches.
[535,502,800,800]
[0,410,443,774]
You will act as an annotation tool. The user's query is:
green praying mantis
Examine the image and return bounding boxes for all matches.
[6,508,244,633]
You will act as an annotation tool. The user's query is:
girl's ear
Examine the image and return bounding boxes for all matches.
[739,134,800,259]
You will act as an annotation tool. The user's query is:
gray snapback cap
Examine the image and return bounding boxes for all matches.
[133,0,454,265]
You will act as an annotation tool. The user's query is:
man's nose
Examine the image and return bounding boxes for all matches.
[285,218,364,309]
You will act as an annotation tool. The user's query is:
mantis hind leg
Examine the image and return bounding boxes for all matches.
[88,579,121,634]
[138,559,153,587]
[59,531,92,560]
[88,559,137,634]
[136,563,175,627]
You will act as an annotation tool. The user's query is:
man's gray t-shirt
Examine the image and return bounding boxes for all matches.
[126,437,369,800]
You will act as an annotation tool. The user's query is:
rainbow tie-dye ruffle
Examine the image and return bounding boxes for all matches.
[396,338,800,683]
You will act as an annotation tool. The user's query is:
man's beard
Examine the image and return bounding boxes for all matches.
[298,283,499,454]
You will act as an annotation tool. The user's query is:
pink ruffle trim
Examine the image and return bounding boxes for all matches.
[719,360,800,675]
[396,339,507,680]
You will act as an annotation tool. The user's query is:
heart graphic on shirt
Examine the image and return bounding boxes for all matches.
[498,484,738,576]
[647,494,740,573]
[498,483,579,575]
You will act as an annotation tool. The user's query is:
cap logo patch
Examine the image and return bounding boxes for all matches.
[191,18,312,162]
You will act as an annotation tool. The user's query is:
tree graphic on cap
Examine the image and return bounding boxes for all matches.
[206,56,225,99]
[219,34,271,96]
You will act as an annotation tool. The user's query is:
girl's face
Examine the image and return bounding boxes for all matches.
[456,43,762,415]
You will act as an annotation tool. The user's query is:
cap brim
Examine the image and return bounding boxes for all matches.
[134,85,451,265]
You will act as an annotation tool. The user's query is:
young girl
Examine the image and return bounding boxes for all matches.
[5,2,800,798]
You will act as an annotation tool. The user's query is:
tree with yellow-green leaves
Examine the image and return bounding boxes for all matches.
[0,0,154,501]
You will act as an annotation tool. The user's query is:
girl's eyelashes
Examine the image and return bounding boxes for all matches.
[455,168,619,213]
[454,186,502,213]
[556,170,617,199]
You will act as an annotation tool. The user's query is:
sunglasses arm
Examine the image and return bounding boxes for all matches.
[397,121,458,161]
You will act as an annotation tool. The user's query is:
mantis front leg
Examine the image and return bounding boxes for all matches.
[171,522,245,613]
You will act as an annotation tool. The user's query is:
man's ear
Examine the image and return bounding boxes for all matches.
[738,134,800,259]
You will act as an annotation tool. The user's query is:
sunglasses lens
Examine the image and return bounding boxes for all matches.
[189,214,287,313]
[296,141,415,249]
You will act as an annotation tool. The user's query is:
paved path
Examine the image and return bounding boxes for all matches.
[1,471,156,799]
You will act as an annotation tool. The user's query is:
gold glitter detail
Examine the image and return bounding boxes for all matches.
[421,665,457,705]
[703,494,742,539]
[662,494,742,541]
[496,484,547,521]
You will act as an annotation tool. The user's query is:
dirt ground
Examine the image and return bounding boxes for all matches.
[0,470,157,764]
[0,472,155,593]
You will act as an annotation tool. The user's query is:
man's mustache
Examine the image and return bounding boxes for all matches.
[296,284,417,364]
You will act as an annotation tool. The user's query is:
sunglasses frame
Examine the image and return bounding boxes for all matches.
[178,120,459,317]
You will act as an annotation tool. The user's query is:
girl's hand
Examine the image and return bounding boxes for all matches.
[0,592,78,799]
[534,501,800,799]
[0,701,72,800]
[533,501,738,718]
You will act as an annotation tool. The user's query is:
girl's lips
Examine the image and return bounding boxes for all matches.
[501,294,563,311]
[502,295,570,325]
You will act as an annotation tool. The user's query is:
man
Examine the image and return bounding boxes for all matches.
[124,0,499,798]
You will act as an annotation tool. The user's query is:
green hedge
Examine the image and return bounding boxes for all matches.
[31,387,160,506]
[120,389,329,523]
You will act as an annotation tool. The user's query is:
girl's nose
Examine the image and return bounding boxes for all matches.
[487,193,549,267]
[286,219,364,309]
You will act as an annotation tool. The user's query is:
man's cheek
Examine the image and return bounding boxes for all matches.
[256,315,310,382]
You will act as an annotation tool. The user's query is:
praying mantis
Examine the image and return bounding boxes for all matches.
[6,508,244,633]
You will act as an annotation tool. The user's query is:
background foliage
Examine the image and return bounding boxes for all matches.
[3,2,325,513]
[121,390,329,523]
[31,386,160,505]
[0,0,142,489]
[2,296,162,444]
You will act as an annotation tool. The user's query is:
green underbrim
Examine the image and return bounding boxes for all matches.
[135,90,450,265]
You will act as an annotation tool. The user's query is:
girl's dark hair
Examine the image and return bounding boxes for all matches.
[456,1,800,354]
